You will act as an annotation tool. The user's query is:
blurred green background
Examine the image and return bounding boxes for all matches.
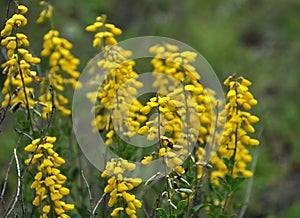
[1,0,300,217]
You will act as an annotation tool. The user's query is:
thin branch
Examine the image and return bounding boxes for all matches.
[151,194,161,218]
[81,170,93,215]
[90,193,106,218]
[42,85,56,136]
[0,154,14,209]
[0,106,8,128]
[16,55,35,132]
[0,93,11,128]
[15,128,33,140]
[78,151,85,217]
[142,204,151,218]
[4,148,21,218]
[5,0,13,23]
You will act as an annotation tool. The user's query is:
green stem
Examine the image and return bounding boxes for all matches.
[222,185,232,214]
[14,29,34,132]
[18,64,34,132]
[223,84,239,214]
[156,96,172,216]
[182,80,191,174]
[230,85,239,176]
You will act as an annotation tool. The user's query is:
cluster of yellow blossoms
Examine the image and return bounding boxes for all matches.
[34,0,81,119]
[149,42,217,146]
[36,1,54,24]
[134,43,221,209]
[101,159,142,217]
[149,43,199,92]
[138,43,217,175]
[138,94,189,176]
[85,15,122,47]
[39,29,80,119]
[207,75,260,186]
[1,5,40,113]
[24,136,74,217]
[86,17,146,147]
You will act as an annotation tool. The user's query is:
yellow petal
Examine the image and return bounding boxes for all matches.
[42,205,51,213]
[111,207,124,217]
[63,203,74,211]
[59,187,70,195]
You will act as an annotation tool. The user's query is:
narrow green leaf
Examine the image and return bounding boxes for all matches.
[156,208,169,218]
[192,203,211,213]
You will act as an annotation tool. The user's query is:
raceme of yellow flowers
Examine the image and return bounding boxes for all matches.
[85,15,122,47]
[36,1,54,24]
[1,5,40,113]
[148,42,217,146]
[39,29,80,119]
[208,75,259,186]
[101,159,142,218]
[36,1,81,119]
[138,43,218,176]
[214,75,259,181]
[24,136,74,218]
[86,16,146,146]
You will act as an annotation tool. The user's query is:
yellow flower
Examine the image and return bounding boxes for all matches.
[140,105,151,115]
[24,143,36,152]
[54,156,66,165]
[141,156,153,165]
[63,204,75,211]
[104,183,115,193]
[42,205,50,214]
[130,178,142,187]
[175,166,185,175]
[117,182,129,192]
[248,138,259,146]
[59,187,70,195]
[137,126,150,135]
[111,207,124,217]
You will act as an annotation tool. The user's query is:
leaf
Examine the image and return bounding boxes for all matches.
[156,208,169,218]
[211,184,225,201]
[31,129,38,137]
[231,177,246,192]
[192,203,211,213]
[233,201,248,210]
[177,199,187,212]
[217,176,228,186]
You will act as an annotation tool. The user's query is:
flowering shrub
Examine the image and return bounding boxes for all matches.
[0,1,260,218]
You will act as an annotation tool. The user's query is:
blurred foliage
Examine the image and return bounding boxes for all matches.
[1,0,299,217]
